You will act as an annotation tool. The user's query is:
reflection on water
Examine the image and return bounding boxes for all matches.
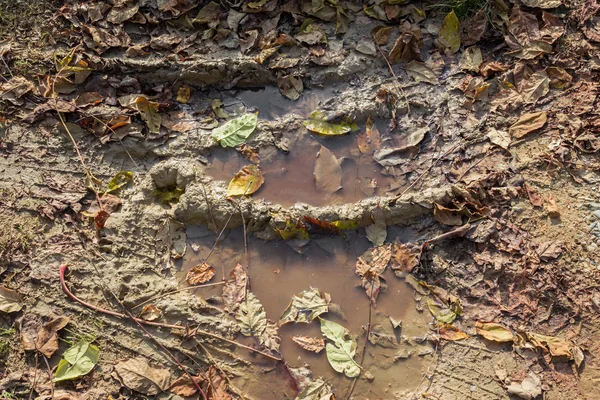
[182,226,432,399]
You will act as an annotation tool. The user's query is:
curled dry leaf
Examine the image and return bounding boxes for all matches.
[138,304,162,321]
[227,164,264,196]
[355,244,392,306]
[113,358,171,396]
[526,332,571,357]
[21,316,70,358]
[438,324,469,341]
[292,336,325,353]
[135,96,161,134]
[186,262,216,285]
[0,286,22,313]
[296,377,335,400]
[222,263,248,313]
[475,321,515,343]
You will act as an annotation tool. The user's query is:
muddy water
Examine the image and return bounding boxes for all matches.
[206,87,406,207]
[183,226,432,399]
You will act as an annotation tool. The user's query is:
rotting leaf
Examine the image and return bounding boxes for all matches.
[276,218,309,241]
[439,324,469,341]
[192,1,221,24]
[545,66,572,89]
[438,11,461,53]
[292,336,325,353]
[227,164,264,196]
[53,340,99,382]
[153,187,184,204]
[509,112,547,139]
[405,61,440,85]
[176,85,191,104]
[280,288,331,324]
[212,113,258,148]
[170,374,204,397]
[314,145,342,195]
[113,358,171,395]
[304,111,357,136]
[277,74,304,101]
[390,241,422,278]
[296,24,328,45]
[106,171,132,194]
[356,244,392,306]
[320,318,361,378]
[135,96,161,134]
[427,297,459,324]
[357,117,381,155]
[21,316,70,358]
[223,263,248,313]
[365,208,387,246]
[0,286,22,313]
[506,371,542,400]
[236,292,267,337]
[211,99,229,119]
[475,321,515,343]
[372,26,393,45]
[139,304,162,321]
[296,377,335,400]
[304,216,343,236]
[459,47,483,72]
[186,262,215,285]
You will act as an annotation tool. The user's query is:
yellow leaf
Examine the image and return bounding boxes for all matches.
[526,332,572,357]
[176,85,191,103]
[135,96,161,134]
[439,324,469,341]
[227,164,264,196]
[438,11,461,53]
[475,321,515,343]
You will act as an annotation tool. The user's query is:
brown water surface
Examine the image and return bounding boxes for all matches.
[182,227,431,399]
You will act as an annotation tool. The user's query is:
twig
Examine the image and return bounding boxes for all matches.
[60,265,281,362]
[40,354,54,399]
[131,282,226,311]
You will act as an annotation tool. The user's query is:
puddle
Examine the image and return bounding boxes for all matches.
[182,226,431,399]
[205,126,407,207]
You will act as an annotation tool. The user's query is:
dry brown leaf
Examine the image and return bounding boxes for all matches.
[314,145,342,194]
[546,194,560,217]
[390,241,421,278]
[21,316,70,358]
[357,117,381,155]
[113,358,171,395]
[524,184,543,207]
[526,332,571,357]
[509,112,547,139]
[439,324,469,341]
[475,321,514,343]
[222,263,248,313]
[356,244,392,306]
[170,374,204,397]
[139,304,162,321]
[176,85,191,103]
[292,336,325,353]
[0,286,22,313]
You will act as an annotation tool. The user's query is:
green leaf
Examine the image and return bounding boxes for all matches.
[303,111,357,136]
[280,288,330,324]
[296,378,335,400]
[438,11,461,53]
[237,292,268,337]
[106,171,132,193]
[53,340,99,382]
[227,164,264,196]
[426,297,457,324]
[319,318,361,378]
[212,113,258,147]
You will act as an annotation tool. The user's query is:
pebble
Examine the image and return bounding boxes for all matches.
[594,210,600,219]
[588,244,598,252]
[590,222,597,231]
[589,202,600,210]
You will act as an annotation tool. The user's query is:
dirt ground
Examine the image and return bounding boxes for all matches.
[1,0,600,399]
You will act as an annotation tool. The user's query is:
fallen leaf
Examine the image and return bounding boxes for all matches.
[438,11,461,53]
[314,145,342,194]
[463,9,488,46]
[223,263,248,313]
[357,117,381,155]
[292,336,325,353]
[487,128,511,150]
[433,203,468,226]
[521,0,561,8]
[296,377,335,400]
[389,32,421,63]
[0,286,22,313]
[0,76,34,103]
[75,92,104,107]
[368,323,398,348]
[521,71,549,104]
[405,61,440,85]
[356,244,392,306]
[276,218,309,241]
[169,374,204,397]
[237,292,267,337]
[280,288,330,324]
[546,194,560,217]
[206,366,232,400]
[507,371,542,400]
[212,113,258,147]
[107,3,139,24]
[21,316,70,358]
[372,26,393,45]
[192,1,221,25]
[365,209,387,246]
[53,340,99,382]
[475,321,515,343]
[459,47,483,72]
[139,304,162,321]
[186,262,216,285]
[524,183,543,207]
[105,171,132,194]
[526,332,571,357]
[439,324,469,341]
[427,297,459,324]
[296,24,328,45]
[211,99,229,119]
[509,112,547,139]
[303,216,343,236]
[304,111,357,136]
[390,241,422,278]
[320,318,360,378]
[227,164,264,196]
[113,358,171,395]
[277,74,304,101]
[176,85,191,103]
[135,96,161,134]
[545,66,572,89]
[572,345,584,369]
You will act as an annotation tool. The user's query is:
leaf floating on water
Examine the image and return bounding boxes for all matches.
[304,111,357,136]
[319,318,361,378]
[135,96,161,134]
[508,111,547,139]
[355,244,392,306]
[438,324,469,341]
[357,116,381,155]
[113,358,171,395]
[295,377,335,400]
[237,292,267,337]
[276,218,310,241]
[277,74,304,101]
[212,113,258,148]
[280,288,331,324]
[53,340,99,382]
[227,164,264,196]
[292,336,325,353]
[475,321,515,343]
[223,263,248,313]
[314,145,342,194]
[138,304,162,321]
[0,286,22,313]
[186,262,216,285]
[438,11,461,53]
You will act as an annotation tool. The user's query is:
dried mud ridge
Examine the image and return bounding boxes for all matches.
[1,0,600,399]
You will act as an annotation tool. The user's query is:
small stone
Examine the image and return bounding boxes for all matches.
[365,371,375,381]
[594,210,600,219]
[589,222,597,231]
[588,244,598,252]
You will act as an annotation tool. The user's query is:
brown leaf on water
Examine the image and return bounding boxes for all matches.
[475,321,515,343]
[227,164,264,196]
[21,316,70,357]
[292,336,325,353]
[390,241,422,278]
[314,145,342,194]
[277,74,303,101]
[186,262,216,286]
[240,144,261,164]
[356,244,392,306]
[139,304,162,321]
[113,358,171,395]
[223,263,248,313]
[357,117,381,155]
[439,324,469,341]
[509,112,547,139]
